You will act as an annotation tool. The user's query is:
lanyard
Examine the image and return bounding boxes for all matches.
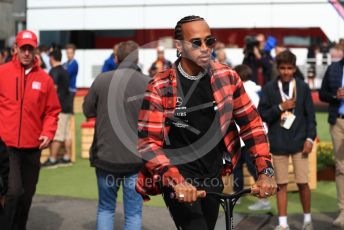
[278,79,296,102]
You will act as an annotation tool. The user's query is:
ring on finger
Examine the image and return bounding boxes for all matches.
[264,192,269,196]
[178,194,185,199]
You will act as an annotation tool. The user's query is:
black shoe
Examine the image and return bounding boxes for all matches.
[41,159,58,169]
[57,158,72,167]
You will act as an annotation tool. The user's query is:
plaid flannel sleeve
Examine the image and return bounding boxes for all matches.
[231,72,272,173]
[138,81,185,186]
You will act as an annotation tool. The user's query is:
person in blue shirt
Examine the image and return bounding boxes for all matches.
[101,44,118,73]
[63,43,78,95]
[62,43,78,165]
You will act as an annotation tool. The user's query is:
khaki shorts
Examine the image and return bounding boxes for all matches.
[54,113,71,142]
[272,152,309,184]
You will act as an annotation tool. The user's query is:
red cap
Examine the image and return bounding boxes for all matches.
[16,30,38,48]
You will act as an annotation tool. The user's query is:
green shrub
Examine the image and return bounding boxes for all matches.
[317,142,335,171]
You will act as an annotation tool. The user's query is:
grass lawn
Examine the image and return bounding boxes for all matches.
[36,112,338,214]
[316,112,331,142]
[36,113,97,199]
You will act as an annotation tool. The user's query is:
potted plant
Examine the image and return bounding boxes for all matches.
[317,142,335,181]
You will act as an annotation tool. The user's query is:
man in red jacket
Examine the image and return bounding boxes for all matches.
[0,30,61,230]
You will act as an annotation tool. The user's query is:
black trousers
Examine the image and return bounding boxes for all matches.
[163,186,221,230]
[0,147,41,230]
[0,138,9,197]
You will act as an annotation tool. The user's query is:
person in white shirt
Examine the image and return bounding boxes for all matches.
[233,64,271,210]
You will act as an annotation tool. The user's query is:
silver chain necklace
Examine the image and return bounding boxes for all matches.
[177,62,205,81]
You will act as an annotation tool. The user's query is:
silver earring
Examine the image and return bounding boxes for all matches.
[177,50,182,57]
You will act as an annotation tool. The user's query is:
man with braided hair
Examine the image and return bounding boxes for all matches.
[136,15,277,230]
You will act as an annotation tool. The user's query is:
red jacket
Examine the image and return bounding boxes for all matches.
[0,57,61,148]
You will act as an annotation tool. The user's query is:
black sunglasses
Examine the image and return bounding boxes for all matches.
[188,36,217,49]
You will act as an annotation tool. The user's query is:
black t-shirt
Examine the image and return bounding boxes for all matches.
[164,66,226,191]
[282,81,289,95]
[49,65,72,113]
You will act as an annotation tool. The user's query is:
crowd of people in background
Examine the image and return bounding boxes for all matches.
[0,24,344,230]
[2,32,343,89]
[0,47,14,64]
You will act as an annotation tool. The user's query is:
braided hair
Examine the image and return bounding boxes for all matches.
[174,15,204,40]
[174,15,204,57]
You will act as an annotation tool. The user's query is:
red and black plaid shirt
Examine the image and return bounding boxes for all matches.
[136,60,271,199]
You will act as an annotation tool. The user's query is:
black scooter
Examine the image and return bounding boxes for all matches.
[207,188,252,230]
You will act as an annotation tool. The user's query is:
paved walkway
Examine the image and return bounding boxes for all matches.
[27,195,341,230]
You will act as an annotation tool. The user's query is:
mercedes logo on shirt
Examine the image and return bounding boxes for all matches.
[176,96,183,107]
